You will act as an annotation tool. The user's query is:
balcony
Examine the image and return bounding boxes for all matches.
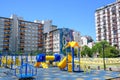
[3,46,9,48]
[4,26,10,28]
[4,37,9,40]
[49,36,53,38]
[4,29,10,32]
[20,46,24,48]
[38,30,42,32]
[49,39,53,42]
[38,44,43,47]
[20,31,25,34]
[4,33,10,36]
[20,32,25,36]
[4,21,11,24]
[20,28,26,30]
[38,24,42,27]
[38,40,43,42]
[20,44,24,47]
[3,41,9,44]
[19,24,25,27]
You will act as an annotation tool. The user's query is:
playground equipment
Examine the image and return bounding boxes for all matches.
[34,53,61,68]
[0,52,37,79]
[58,41,82,72]
[0,54,21,69]
[15,54,37,79]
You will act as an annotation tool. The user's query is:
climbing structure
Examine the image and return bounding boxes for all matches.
[58,41,82,72]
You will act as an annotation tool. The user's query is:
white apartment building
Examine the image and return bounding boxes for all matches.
[95,0,120,49]
[44,29,60,53]
[34,20,57,33]
[81,36,88,46]
[81,36,94,48]
[73,31,81,46]
[52,30,60,53]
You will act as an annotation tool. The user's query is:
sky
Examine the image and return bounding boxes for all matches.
[0,0,116,41]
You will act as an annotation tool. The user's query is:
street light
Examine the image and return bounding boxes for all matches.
[102,43,106,70]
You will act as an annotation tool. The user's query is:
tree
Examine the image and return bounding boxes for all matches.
[16,50,23,56]
[33,50,42,55]
[74,48,78,57]
[92,42,102,55]
[81,45,92,57]
[92,40,120,58]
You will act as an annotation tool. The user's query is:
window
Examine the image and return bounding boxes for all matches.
[111,6,116,15]
[113,30,117,35]
[103,10,105,14]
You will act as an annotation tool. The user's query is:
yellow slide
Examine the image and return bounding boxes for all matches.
[58,57,67,69]
[34,62,48,68]
[41,62,48,68]
[58,54,72,69]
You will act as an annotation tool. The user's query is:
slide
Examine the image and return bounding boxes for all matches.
[41,62,48,68]
[58,54,72,69]
[34,62,48,68]
[58,57,67,69]
[34,62,41,67]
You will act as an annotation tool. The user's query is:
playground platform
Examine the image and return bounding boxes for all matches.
[0,67,120,80]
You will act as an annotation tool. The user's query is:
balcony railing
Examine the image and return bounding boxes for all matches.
[4,30,10,32]
[3,46,9,48]
[4,21,11,24]
[19,24,25,27]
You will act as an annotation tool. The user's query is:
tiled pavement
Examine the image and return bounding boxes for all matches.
[0,67,120,80]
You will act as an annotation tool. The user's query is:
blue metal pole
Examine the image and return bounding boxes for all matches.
[25,54,28,75]
[71,47,74,72]
[11,54,13,69]
[78,48,80,71]
[6,55,7,67]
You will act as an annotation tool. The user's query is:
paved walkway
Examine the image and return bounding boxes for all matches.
[0,67,120,80]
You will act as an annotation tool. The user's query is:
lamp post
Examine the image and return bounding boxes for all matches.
[102,43,106,70]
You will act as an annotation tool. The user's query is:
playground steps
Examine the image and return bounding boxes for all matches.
[41,62,48,68]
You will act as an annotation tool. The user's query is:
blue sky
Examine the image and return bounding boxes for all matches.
[0,0,115,41]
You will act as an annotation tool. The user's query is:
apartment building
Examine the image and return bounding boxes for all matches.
[73,31,81,46]
[0,14,81,54]
[0,17,13,52]
[34,20,57,33]
[95,0,120,49]
[0,15,43,53]
[81,36,94,48]
[44,28,74,54]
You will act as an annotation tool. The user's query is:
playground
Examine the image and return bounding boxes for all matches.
[0,67,120,80]
[0,41,120,80]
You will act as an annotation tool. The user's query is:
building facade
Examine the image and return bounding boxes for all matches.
[81,36,94,48]
[95,0,120,49]
[0,15,43,53]
[34,20,57,33]
[44,28,74,54]
[0,14,81,54]
[73,31,81,46]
